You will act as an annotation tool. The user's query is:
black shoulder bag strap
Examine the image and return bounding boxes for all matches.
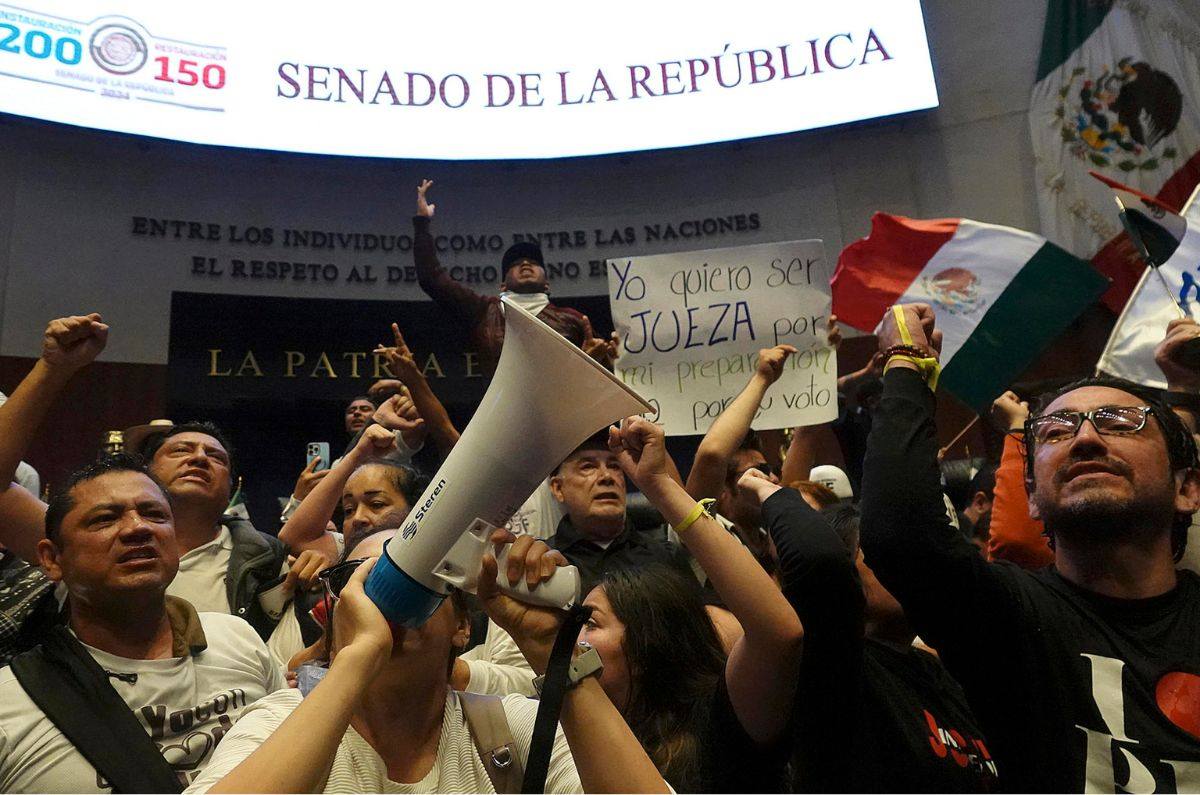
[11,625,182,793]
[522,603,592,794]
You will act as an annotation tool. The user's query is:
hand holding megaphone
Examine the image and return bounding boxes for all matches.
[477,529,573,674]
[432,520,580,612]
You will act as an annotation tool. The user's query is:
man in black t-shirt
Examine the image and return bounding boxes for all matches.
[860,303,1200,793]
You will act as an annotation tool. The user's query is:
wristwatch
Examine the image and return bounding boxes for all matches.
[532,642,603,697]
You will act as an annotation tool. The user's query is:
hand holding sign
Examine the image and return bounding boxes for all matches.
[607,240,837,434]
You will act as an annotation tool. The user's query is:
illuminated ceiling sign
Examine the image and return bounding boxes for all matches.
[0,1,938,159]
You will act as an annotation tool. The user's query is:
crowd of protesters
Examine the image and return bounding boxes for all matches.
[1,182,1199,793]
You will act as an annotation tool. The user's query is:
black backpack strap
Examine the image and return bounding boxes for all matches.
[10,626,183,793]
[522,604,592,794]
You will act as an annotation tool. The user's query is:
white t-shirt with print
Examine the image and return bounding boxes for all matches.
[186,687,581,794]
[0,612,285,793]
[505,480,565,541]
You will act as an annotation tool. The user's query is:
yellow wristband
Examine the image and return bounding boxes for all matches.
[892,305,915,346]
[674,498,716,535]
[885,353,941,391]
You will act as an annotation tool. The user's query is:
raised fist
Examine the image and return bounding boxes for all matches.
[756,345,799,385]
[876,303,942,358]
[1155,318,1200,393]
[42,313,109,371]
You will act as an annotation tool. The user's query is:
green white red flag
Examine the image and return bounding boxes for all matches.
[1030,0,1200,311]
[831,213,1108,410]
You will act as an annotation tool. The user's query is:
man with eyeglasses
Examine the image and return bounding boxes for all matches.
[860,303,1200,793]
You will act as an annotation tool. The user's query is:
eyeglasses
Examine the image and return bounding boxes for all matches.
[317,558,366,602]
[1027,405,1153,445]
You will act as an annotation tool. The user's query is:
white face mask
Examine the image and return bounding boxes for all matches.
[499,291,550,316]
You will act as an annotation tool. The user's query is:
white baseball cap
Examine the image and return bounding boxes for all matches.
[809,465,853,501]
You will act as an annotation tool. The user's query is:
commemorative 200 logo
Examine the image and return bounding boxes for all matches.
[0,5,227,106]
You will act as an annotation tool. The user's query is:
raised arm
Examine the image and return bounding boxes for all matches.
[277,425,399,558]
[685,344,797,500]
[376,323,460,457]
[202,559,392,794]
[780,423,840,486]
[1156,318,1200,435]
[611,417,803,744]
[985,391,1052,568]
[743,473,866,790]
[0,313,108,562]
[859,304,1016,648]
[411,179,490,322]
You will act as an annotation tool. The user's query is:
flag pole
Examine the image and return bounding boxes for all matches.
[1114,196,1189,320]
[938,415,979,461]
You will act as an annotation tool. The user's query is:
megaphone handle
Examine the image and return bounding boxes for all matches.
[493,545,581,610]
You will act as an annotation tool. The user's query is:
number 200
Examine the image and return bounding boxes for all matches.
[0,25,81,64]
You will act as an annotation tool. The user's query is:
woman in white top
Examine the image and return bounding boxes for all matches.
[186,528,669,794]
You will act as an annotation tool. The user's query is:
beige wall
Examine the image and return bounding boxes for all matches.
[0,0,1050,363]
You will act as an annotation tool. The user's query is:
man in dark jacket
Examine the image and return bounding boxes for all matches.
[411,179,616,374]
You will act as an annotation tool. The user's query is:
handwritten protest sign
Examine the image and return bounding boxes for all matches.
[607,240,837,435]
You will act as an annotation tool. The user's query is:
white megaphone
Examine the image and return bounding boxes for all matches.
[365,296,652,627]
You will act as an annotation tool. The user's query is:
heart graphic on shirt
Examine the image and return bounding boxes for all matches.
[1156,671,1200,740]
[159,731,215,771]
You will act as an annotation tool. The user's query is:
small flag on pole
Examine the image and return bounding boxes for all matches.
[224,476,250,521]
[1096,180,1200,387]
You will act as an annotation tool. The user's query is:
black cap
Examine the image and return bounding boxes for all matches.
[501,241,545,275]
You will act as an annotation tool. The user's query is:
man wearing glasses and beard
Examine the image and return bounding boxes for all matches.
[859,303,1200,794]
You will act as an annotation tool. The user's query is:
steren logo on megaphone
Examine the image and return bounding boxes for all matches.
[404,478,446,539]
[364,297,651,628]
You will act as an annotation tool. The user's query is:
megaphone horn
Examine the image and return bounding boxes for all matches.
[365,296,652,627]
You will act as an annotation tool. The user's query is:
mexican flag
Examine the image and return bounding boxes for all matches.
[1030,0,1200,312]
[831,213,1108,411]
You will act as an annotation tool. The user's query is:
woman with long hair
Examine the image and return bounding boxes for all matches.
[187,527,670,793]
[593,417,805,792]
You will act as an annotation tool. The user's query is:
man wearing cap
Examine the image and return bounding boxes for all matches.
[412,179,615,374]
